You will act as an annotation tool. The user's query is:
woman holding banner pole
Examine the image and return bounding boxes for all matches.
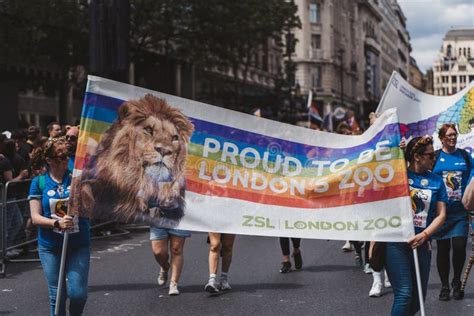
[385,136,446,316]
[29,137,91,316]
[431,123,473,301]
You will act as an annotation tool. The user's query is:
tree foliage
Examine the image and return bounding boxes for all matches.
[0,0,88,69]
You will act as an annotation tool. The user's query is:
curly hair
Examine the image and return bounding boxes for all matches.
[30,137,66,171]
[405,136,433,162]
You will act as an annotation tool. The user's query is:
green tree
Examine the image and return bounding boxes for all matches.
[0,0,89,123]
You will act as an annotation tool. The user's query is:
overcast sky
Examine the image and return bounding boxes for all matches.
[398,0,474,73]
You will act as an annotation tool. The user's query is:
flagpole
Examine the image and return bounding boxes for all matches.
[54,231,69,316]
[375,71,397,114]
[307,90,313,127]
[412,248,426,316]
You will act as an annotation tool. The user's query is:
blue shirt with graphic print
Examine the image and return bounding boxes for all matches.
[408,169,447,235]
[28,172,90,249]
[433,149,473,218]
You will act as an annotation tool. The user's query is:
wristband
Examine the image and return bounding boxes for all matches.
[54,219,60,229]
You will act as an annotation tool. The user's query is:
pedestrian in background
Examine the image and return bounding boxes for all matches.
[29,137,90,316]
[65,126,79,172]
[431,123,473,300]
[278,237,303,273]
[47,122,62,138]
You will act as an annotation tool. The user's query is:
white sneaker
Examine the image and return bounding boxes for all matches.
[384,270,391,288]
[342,241,353,252]
[169,281,179,296]
[205,278,219,293]
[220,278,232,291]
[157,268,168,286]
[363,263,373,274]
[369,281,383,297]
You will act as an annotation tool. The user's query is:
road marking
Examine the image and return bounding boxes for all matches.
[97,243,143,254]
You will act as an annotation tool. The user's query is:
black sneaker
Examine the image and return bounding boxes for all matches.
[280,261,291,273]
[439,286,450,301]
[452,279,464,300]
[293,250,303,270]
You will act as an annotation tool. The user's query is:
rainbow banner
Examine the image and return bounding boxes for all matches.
[70,76,414,241]
[377,71,474,157]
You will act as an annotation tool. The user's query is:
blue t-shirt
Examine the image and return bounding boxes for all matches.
[28,172,90,249]
[433,149,473,218]
[68,156,75,174]
[408,169,448,235]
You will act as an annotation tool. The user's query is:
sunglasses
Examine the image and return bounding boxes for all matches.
[65,135,78,142]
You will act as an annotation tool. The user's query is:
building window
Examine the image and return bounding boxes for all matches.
[312,66,322,88]
[452,87,457,94]
[469,48,471,58]
[452,76,457,83]
[309,2,319,23]
[459,48,462,57]
[447,44,452,57]
[311,35,321,49]
[459,65,466,71]
[469,75,474,82]
[463,47,466,56]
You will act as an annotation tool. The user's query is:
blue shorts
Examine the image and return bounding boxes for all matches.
[150,226,191,240]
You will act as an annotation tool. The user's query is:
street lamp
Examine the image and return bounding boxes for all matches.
[338,48,345,107]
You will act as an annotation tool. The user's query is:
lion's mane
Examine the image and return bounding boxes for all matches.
[79,94,194,226]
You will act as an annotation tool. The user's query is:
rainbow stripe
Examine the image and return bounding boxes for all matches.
[75,92,409,210]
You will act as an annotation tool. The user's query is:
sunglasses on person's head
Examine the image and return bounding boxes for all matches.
[411,135,433,154]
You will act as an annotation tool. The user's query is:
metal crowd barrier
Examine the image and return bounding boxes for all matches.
[0,179,132,277]
[0,179,33,276]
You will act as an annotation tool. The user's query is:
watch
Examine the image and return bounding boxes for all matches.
[54,219,60,229]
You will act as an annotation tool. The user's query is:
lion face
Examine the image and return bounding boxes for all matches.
[79,94,194,226]
[139,115,185,184]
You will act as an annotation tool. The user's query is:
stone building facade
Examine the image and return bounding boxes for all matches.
[291,0,411,118]
[433,28,474,96]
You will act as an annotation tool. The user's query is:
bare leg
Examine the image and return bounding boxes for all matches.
[221,234,236,273]
[169,236,186,283]
[208,233,222,275]
[151,239,170,271]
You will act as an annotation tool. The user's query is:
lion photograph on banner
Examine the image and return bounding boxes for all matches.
[75,94,194,228]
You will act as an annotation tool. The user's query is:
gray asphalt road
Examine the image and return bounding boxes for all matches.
[1,230,474,315]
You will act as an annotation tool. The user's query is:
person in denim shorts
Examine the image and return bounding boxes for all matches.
[150,226,191,296]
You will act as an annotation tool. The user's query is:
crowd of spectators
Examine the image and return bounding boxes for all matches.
[1,122,79,257]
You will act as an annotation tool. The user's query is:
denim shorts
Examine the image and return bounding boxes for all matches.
[150,226,191,240]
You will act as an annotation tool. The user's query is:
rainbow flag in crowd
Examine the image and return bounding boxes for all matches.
[377,71,474,155]
[70,76,414,242]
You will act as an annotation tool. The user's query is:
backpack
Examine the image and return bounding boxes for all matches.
[433,149,471,171]
[38,174,46,191]
[38,171,72,191]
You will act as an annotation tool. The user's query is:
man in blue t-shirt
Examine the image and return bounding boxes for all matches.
[66,126,79,173]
